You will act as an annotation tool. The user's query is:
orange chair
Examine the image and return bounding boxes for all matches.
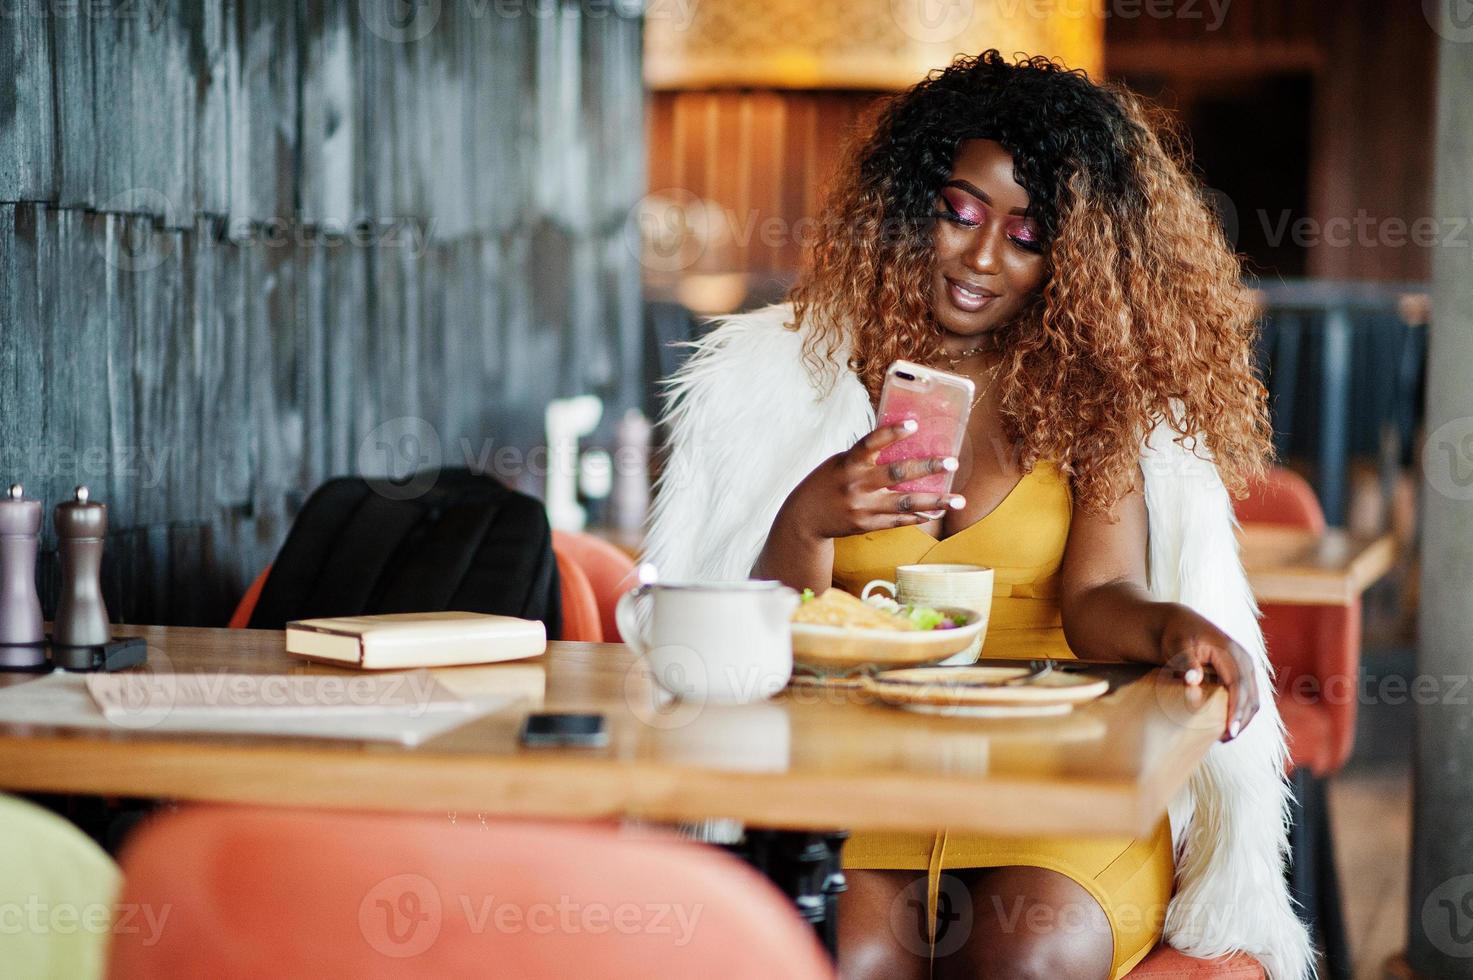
[552,530,639,642]
[1234,468,1362,775]
[107,805,834,980]
[1117,469,1343,980]
[1127,947,1265,978]
[551,537,604,642]
[1234,466,1327,533]
[1233,465,1358,979]
[227,565,272,629]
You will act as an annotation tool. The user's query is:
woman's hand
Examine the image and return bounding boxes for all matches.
[776,422,966,541]
[1159,605,1261,742]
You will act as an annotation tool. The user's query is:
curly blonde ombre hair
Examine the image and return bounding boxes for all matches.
[788,51,1272,515]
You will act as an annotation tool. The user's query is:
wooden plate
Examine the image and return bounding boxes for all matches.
[862,664,1109,711]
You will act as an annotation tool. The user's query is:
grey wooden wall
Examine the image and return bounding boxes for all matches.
[0,1,646,626]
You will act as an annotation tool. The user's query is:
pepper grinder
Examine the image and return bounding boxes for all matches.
[54,485,111,648]
[0,484,44,646]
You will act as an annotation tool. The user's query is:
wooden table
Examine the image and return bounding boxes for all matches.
[0,626,1225,839]
[1237,524,1396,606]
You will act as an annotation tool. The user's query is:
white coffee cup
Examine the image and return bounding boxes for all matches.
[861,563,994,665]
[615,581,800,704]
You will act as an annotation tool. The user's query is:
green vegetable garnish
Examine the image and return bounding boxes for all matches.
[904,605,946,631]
[800,588,816,603]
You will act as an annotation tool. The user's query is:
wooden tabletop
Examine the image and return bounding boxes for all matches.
[1237,524,1397,606]
[0,626,1226,838]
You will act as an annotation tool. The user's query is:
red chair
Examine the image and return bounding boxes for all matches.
[108,805,834,979]
[553,530,639,642]
[1233,465,1358,979]
[551,537,604,642]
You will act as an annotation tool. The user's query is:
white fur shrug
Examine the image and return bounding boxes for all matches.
[643,303,1314,979]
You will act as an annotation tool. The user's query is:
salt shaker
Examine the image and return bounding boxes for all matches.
[0,484,44,645]
[53,485,111,648]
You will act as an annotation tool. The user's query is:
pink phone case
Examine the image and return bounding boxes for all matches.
[875,360,975,496]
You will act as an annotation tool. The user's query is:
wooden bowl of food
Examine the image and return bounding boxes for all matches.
[789,588,987,677]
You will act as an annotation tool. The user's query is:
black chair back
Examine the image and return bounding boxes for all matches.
[247,468,562,637]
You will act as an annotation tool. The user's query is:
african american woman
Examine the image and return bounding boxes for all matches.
[646,52,1312,980]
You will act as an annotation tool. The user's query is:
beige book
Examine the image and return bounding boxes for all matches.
[285,611,546,670]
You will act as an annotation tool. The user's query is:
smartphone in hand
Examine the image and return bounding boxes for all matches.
[875,360,975,496]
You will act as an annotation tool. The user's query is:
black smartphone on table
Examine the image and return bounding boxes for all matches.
[518,711,609,748]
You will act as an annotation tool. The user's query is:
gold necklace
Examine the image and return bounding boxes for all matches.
[939,335,1002,371]
[969,359,1003,412]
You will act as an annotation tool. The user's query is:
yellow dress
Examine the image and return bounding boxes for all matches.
[832,460,1173,978]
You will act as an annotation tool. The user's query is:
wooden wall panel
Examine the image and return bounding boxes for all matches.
[0,3,646,626]
[645,88,884,280]
[1105,0,1436,282]
[1306,0,1436,282]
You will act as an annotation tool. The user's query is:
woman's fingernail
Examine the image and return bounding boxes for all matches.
[941,457,959,472]
[1229,720,1241,739]
[901,419,918,434]
[1184,668,1202,685]
[949,495,966,509]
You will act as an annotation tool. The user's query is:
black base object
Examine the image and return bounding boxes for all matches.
[1287,768,1351,980]
[725,829,850,960]
[0,643,49,672]
[48,637,148,673]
